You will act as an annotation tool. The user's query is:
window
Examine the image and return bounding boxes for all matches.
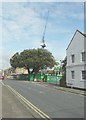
[82,71,86,79]
[82,52,86,61]
[71,71,75,79]
[71,54,75,63]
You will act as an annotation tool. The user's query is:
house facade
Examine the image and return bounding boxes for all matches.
[14,67,28,74]
[66,30,86,89]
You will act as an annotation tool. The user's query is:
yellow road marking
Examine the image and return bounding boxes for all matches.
[6,85,52,120]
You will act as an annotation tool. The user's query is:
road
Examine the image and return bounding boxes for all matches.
[3,79,85,118]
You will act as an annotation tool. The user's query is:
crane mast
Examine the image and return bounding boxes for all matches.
[40,11,49,48]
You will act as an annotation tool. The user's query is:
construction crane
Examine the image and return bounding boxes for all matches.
[40,11,49,49]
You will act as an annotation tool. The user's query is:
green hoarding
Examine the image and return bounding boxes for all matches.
[46,75,62,83]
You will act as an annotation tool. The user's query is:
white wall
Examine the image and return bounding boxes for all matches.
[67,31,84,66]
[66,31,85,89]
[66,66,85,89]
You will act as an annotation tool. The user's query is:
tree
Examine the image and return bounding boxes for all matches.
[10,52,20,68]
[10,48,56,75]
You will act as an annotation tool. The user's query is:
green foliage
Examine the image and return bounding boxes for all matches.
[10,48,56,74]
[10,52,20,68]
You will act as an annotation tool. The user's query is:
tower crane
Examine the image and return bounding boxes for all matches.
[40,11,49,49]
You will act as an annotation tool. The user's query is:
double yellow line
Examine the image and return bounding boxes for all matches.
[6,85,52,120]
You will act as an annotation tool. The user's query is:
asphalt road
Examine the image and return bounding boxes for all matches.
[3,79,85,118]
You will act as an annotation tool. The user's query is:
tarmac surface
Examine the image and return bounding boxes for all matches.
[1,79,86,119]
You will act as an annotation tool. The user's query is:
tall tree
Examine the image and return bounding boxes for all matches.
[10,48,56,75]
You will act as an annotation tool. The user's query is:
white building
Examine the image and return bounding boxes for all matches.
[0,69,4,76]
[66,30,86,89]
[14,67,28,74]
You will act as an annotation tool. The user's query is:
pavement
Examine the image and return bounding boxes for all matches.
[36,82,86,96]
[0,81,2,120]
[1,81,40,119]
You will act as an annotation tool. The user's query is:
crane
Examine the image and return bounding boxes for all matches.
[40,11,49,49]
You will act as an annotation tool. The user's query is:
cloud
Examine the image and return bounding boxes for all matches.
[2,3,44,41]
[1,2,84,69]
[0,47,16,69]
[50,2,84,23]
[46,39,67,59]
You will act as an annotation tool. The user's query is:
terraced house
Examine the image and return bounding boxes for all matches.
[66,30,86,89]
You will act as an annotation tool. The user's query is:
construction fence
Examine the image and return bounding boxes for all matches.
[29,74,62,85]
[11,73,62,85]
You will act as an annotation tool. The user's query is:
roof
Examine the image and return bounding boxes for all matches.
[66,29,86,50]
[82,33,86,37]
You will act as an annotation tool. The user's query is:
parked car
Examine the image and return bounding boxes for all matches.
[0,76,4,80]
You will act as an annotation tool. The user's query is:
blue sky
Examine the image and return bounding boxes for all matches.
[1,1,84,69]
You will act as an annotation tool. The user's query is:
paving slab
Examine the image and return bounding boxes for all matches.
[0,82,2,119]
[37,82,85,96]
[2,85,36,118]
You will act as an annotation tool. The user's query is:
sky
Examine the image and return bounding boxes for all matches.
[0,1,85,70]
